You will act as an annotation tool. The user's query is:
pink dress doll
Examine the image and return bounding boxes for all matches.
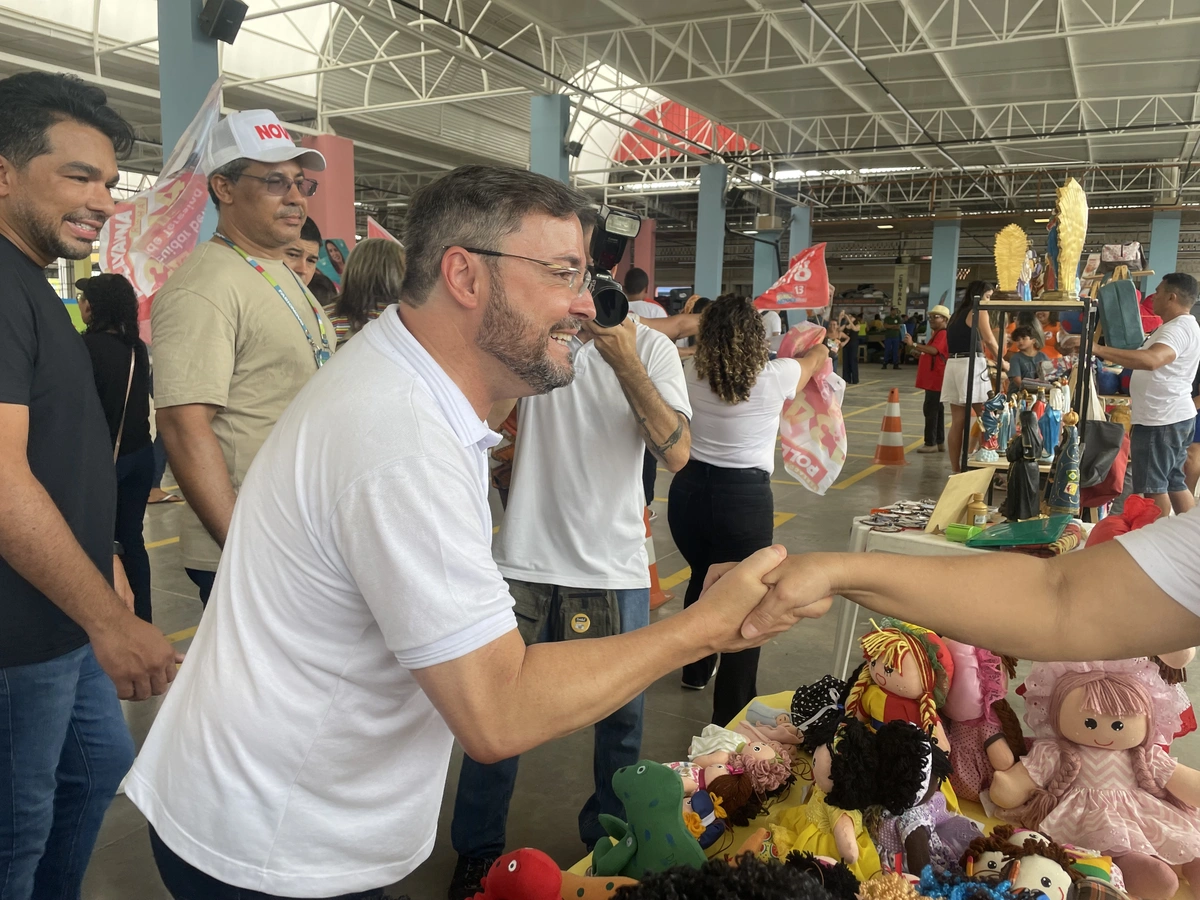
[942,640,1026,801]
[991,660,1200,900]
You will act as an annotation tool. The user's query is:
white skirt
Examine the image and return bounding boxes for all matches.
[942,355,993,406]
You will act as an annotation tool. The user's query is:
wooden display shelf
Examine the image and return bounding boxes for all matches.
[978,299,1085,312]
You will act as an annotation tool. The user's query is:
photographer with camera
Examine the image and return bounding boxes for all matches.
[446,208,693,899]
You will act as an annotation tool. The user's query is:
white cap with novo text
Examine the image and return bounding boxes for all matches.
[204,109,326,172]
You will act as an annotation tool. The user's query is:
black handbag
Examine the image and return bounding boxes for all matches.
[1079,420,1126,489]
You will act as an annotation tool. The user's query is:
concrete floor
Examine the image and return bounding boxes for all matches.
[79,366,1200,900]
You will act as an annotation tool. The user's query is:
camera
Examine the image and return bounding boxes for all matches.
[588,205,641,327]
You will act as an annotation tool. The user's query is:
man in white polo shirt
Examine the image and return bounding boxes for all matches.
[126,166,827,900]
[1096,273,1200,518]
[447,230,691,896]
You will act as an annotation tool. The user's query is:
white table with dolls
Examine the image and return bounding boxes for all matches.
[567,672,1199,900]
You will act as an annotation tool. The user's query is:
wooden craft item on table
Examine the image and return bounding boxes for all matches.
[924,468,995,533]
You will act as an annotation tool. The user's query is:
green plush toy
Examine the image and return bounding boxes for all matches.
[591,760,708,879]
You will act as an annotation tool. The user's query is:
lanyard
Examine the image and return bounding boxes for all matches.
[214,234,331,369]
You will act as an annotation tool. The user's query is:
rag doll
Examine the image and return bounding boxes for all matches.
[682,788,727,850]
[768,716,883,880]
[705,753,794,828]
[845,619,955,757]
[872,720,982,875]
[784,851,862,900]
[942,640,1026,802]
[663,759,737,797]
[689,729,792,772]
[791,675,849,739]
[471,848,636,900]
[918,866,1019,900]
[989,660,1200,900]
[1002,836,1085,900]
[856,872,924,900]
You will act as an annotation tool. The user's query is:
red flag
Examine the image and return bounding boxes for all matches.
[754,242,830,310]
[366,216,402,245]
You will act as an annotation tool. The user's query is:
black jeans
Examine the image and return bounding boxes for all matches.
[923,389,945,447]
[842,343,859,383]
[186,568,216,606]
[150,828,386,900]
[115,443,155,622]
[667,459,774,725]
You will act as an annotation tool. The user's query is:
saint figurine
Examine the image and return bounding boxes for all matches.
[971,393,1007,463]
[1044,412,1082,517]
[1003,409,1043,521]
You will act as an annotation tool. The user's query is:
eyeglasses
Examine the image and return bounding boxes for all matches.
[453,246,594,296]
[233,173,319,198]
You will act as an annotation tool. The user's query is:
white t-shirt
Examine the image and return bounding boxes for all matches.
[628,299,667,319]
[127,308,517,897]
[1129,314,1200,426]
[1116,505,1200,616]
[494,324,690,589]
[762,310,783,339]
[686,357,801,474]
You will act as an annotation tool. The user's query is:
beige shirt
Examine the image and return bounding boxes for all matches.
[151,239,336,570]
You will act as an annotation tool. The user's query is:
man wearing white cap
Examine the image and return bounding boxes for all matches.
[152,110,336,604]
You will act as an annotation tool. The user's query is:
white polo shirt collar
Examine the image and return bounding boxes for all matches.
[367,305,500,453]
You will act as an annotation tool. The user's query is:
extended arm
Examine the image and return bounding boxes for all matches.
[156,403,237,548]
[413,546,818,763]
[0,404,178,698]
[1095,341,1176,371]
[751,540,1200,659]
[641,313,700,342]
[793,343,831,395]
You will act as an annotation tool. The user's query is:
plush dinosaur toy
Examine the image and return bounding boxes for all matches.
[591,760,708,878]
[471,848,635,900]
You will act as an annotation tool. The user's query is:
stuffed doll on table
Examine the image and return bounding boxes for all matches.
[990,660,1200,900]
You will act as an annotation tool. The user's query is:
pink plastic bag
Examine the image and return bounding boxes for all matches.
[776,323,847,494]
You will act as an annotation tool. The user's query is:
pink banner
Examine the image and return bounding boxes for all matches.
[100,79,222,342]
[366,215,402,244]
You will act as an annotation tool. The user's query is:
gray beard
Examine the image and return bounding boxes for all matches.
[475,276,577,395]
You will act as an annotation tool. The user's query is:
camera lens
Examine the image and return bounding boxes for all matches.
[591,275,629,328]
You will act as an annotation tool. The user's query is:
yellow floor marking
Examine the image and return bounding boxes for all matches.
[829,438,927,490]
[166,625,198,644]
[146,536,180,549]
[843,379,881,389]
[842,401,887,419]
[493,525,499,534]
[658,512,796,590]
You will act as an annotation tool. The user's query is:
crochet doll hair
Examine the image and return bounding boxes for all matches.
[858,872,925,900]
[1010,669,1187,826]
[609,853,836,900]
[785,851,861,900]
[825,717,880,811]
[1003,837,1084,883]
[845,619,953,735]
[872,720,953,814]
[919,865,1015,900]
[961,826,1016,874]
[706,773,764,827]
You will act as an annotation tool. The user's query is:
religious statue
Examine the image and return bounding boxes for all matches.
[993,224,1029,300]
[1039,399,1063,461]
[997,398,1014,453]
[1003,409,1043,521]
[1041,177,1089,301]
[971,392,1007,463]
[1043,411,1081,517]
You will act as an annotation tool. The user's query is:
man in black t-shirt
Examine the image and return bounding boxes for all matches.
[0,72,178,897]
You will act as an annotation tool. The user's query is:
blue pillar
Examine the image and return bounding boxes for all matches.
[529,94,571,184]
[157,0,219,239]
[752,230,782,298]
[929,216,962,312]
[694,164,727,298]
[1144,209,1182,294]
[788,205,812,259]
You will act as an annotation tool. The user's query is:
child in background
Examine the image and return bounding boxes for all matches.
[905,304,951,453]
[1006,325,1049,394]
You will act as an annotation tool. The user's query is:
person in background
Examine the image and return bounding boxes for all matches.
[1096,273,1200,518]
[1006,325,1049,395]
[282,216,322,286]
[79,274,155,622]
[943,281,1003,473]
[327,237,406,343]
[1186,361,1200,496]
[152,109,334,605]
[1035,309,1062,358]
[904,304,950,453]
[671,297,839,723]
[882,306,904,369]
[0,71,179,900]
[761,306,783,351]
[308,269,338,305]
[624,267,665,320]
[676,294,712,358]
[842,312,860,384]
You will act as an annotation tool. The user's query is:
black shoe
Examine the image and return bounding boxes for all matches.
[893,365,902,370]
[448,855,498,900]
[681,655,720,690]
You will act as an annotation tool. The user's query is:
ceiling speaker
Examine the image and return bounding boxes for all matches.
[197,0,247,44]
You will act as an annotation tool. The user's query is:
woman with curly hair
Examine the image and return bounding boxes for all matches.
[669,295,837,722]
[326,238,406,342]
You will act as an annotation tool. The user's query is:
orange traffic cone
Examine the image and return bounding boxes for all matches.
[872,387,908,466]
[645,508,673,610]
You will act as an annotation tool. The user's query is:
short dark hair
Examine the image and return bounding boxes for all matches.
[1011,325,1034,341]
[400,165,591,307]
[300,217,322,244]
[1161,273,1199,304]
[308,269,338,304]
[0,72,134,168]
[207,157,251,208]
[623,266,649,295]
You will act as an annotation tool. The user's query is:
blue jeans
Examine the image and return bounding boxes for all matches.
[115,444,155,622]
[883,337,901,365]
[185,568,216,606]
[450,587,649,857]
[0,644,134,900]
